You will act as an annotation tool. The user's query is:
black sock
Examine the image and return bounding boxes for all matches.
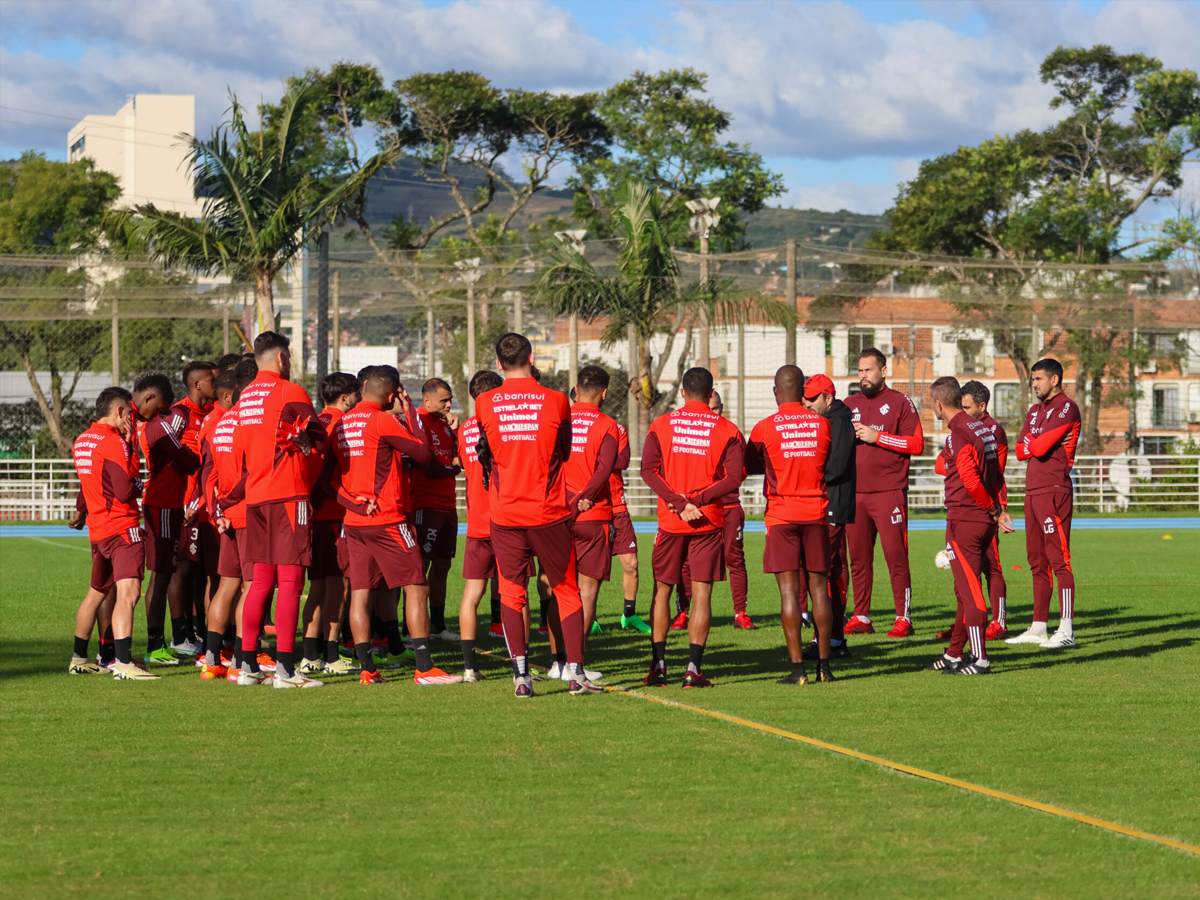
[302,636,319,660]
[539,596,549,627]
[355,642,376,673]
[385,619,405,656]
[462,639,476,671]
[170,616,188,646]
[223,623,235,645]
[554,649,566,665]
[146,627,165,652]
[623,599,637,617]
[277,650,294,678]
[244,647,260,673]
[369,611,383,641]
[687,642,705,673]
[792,659,806,673]
[205,630,223,665]
[73,635,89,658]
[115,637,132,665]
[490,595,502,624]
[326,639,341,664]
[99,641,115,665]
[412,636,433,672]
[431,604,446,633]
[651,640,666,667]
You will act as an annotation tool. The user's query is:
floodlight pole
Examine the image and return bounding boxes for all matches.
[555,231,587,393]
[785,239,797,366]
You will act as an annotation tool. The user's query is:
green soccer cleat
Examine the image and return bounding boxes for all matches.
[144,647,182,666]
[590,620,603,636]
[372,652,403,670]
[322,657,358,675]
[620,614,652,634]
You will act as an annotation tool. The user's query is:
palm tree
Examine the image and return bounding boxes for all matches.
[109,80,392,332]
[535,180,793,436]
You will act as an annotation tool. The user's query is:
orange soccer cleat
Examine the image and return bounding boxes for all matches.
[887,618,915,638]
[844,616,875,635]
[413,666,464,685]
[200,662,228,680]
[733,611,757,630]
[256,652,277,672]
[225,667,241,683]
[359,670,387,685]
[670,611,688,630]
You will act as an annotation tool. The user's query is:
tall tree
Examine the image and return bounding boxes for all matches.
[0,152,120,454]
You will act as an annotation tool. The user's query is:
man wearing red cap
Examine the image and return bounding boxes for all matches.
[802,373,856,657]
[844,348,925,637]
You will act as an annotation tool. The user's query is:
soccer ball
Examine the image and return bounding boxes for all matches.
[935,550,951,570]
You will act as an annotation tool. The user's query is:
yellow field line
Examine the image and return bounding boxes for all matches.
[474,647,1199,857]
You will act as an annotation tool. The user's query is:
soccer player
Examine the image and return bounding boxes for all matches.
[299,371,360,675]
[223,331,329,688]
[844,348,924,637]
[609,421,650,633]
[140,372,201,664]
[1007,358,1080,649]
[746,366,834,684]
[926,377,1014,675]
[640,366,745,688]
[177,360,218,651]
[475,333,601,698]
[410,377,463,641]
[71,387,158,680]
[331,365,462,685]
[458,369,505,681]
[801,374,855,658]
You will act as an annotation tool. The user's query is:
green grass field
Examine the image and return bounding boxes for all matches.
[2,527,1199,898]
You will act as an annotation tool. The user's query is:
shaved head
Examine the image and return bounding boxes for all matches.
[773,365,805,404]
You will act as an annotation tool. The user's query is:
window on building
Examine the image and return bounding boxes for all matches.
[848,383,862,395]
[992,383,1022,421]
[1152,384,1181,428]
[847,329,874,375]
[69,136,85,160]
[993,330,1034,359]
[1142,435,1176,456]
[1144,332,1179,356]
[823,329,832,357]
[957,339,985,375]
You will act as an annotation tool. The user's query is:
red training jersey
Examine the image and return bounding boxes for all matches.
[942,411,1004,523]
[1015,390,1079,496]
[211,402,247,529]
[73,421,142,542]
[234,371,326,506]
[408,407,459,512]
[141,408,199,509]
[194,405,225,523]
[174,396,211,522]
[608,424,631,515]
[475,376,573,529]
[746,402,831,525]
[309,406,347,522]
[566,401,621,523]
[331,400,432,527]
[459,416,490,538]
[641,400,745,534]
[844,386,924,493]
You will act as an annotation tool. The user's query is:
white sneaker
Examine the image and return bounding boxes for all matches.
[237,669,272,686]
[547,660,563,680]
[462,668,485,682]
[557,663,603,683]
[430,629,460,641]
[112,661,161,680]
[297,658,324,675]
[274,672,324,689]
[68,656,104,675]
[171,638,203,656]
[1005,628,1049,645]
[1039,631,1075,649]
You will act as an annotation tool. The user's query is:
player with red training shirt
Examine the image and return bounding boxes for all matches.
[140,373,201,664]
[457,370,507,681]
[926,377,1014,675]
[746,366,835,685]
[844,348,925,637]
[475,333,602,698]
[71,387,158,680]
[608,422,651,633]
[1008,358,1081,649]
[176,360,218,653]
[331,365,462,686]
[410,377,463,641]
[297,372,361,676]
[221,332,328,689]
[640,367,745,688]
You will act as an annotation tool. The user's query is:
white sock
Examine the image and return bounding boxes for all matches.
[1059,618,1073,636]
[1028,621,1048,636]
[857,615,871,624]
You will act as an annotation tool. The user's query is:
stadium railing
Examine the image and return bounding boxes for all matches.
[2,455,1198,522]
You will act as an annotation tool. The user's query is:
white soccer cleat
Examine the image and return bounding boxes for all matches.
[1039,631,1076,649]
[111,661,161,680]
[430,629,460,642]
[237,669,272,686]
[297,658,324,675]
[556,663,603,683]
[546,660,563,681]
[462,668,485,683]
[274,672,324,689]
[171,638,203,656]
[68,656,105,675]
[1005,628,1049,645]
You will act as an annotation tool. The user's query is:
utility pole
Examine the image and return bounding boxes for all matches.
[686,198,721,376]
[737,313,746,433]
[331,271,341,373]
[785,238,796,366]
[555,230,587,391]
[316,231,329,382]
[111,297,119,385]
[627,322,639,454]
[426,306,435,379]
[908,320,916,401]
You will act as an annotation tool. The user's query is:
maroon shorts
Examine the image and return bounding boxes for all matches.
[143,505,183,574]
[413,508,458,560]
[179,520,219,578]
[308,519,343,579]
[764,521,831,574]
[90,529,146,591]
[652,529,724,584]
[573,519,613,581]
[462,536,497,580]
[242,500,312,568]
[216,527,248,580]
[490,519,574,591]
[611,511,638,556]
[336,526,349,574]
[344,521,427,591]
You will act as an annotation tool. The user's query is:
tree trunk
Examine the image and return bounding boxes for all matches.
[255,270,276,336]
[638,341,653,447]
[17,348,70,456]
[1086,372,1104,454]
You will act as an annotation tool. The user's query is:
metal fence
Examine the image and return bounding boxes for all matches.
[3,455,1197,522]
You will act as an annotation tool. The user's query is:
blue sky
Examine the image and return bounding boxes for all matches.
[1,0,1196,216]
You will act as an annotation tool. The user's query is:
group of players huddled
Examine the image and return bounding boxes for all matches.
[67,330,1081,692]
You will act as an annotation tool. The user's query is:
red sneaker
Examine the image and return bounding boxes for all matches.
[643,664,668,687]
[733,612,757,630]
[844,616,874,635]
[225,667,241,683]
[887,618,914,637]
[256,652,277,672]
[488,623,505,639]
[670,611,688,630]
[220,649,233,665]
[682,670,712,689]
[360,669,387,685]
[985,621,1008,640]
[537,625,549,637]
[935,624,956,639]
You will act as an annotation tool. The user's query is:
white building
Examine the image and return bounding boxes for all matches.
[68,94,201,216]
